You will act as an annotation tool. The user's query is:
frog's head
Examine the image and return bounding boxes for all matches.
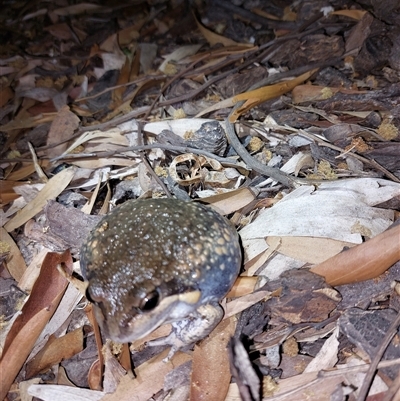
[84,275,201,343]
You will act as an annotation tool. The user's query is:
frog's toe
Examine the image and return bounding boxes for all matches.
[146,303,224,359]
[147,332,186,362]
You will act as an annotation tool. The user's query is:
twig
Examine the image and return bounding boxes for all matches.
[46,143,243,166]
[0,143,245,166]
[356,310,400,401]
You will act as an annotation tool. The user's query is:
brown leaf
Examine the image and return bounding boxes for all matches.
[225,290,272,319]
[193,11,239,47]
[46,105,80,158]
[332,9,367,21]
[344,11,374,54]
[190,316,236,401]
[44,23,73,40]
[310,224,400,286]
[229,69,319,122]
[112,57,131,105]
[0,85,14,107]
[53,3,109,16]
[25,328,84,378]
[0,250,72,401]
[0,114,55,132]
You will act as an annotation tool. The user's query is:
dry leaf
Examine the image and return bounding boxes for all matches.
[101,350,191,401]
[344,11,374,54]
[53,127,130,163]
[266,236,356,264]
[331,9,367,20]
[0,227,27,280]
[310,224,400,286]
[25,328,84,378]
[303,326,339,372]
[190,316,236,401]
[0,86,14,107]
[28,384,104,401]
[193,11,239,47]
[0,250,72,401]
[7,161,50,181]
[45,23,73,40]
[292,85,340,103]
[225,290,272,319]
[159,44,203,73]
[31,283,85,357]
[4,166,76,232]
[46,105,80,158]
[229,69,318,122]
[200,187,258,215]
[227,276,258,298]
[0,114,55,132]
[239,179,400,265]
[53,3,109,16]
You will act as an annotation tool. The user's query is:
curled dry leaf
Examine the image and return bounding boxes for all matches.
[169,153,230,186]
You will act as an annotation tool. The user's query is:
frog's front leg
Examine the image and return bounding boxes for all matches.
[147,303,224,361]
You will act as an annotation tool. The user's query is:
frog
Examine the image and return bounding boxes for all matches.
[80,198,242,360]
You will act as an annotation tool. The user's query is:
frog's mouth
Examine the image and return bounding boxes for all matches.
[94,290,202,343]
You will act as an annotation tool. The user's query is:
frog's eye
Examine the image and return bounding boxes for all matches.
[139,290,160,311]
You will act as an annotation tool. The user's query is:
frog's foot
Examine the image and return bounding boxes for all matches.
[147,303,224,362]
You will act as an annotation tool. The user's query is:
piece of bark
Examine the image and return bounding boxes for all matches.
[24,201,101,255]
[339,308,400,380]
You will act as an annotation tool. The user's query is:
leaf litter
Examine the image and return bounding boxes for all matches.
[0,1,400,400]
